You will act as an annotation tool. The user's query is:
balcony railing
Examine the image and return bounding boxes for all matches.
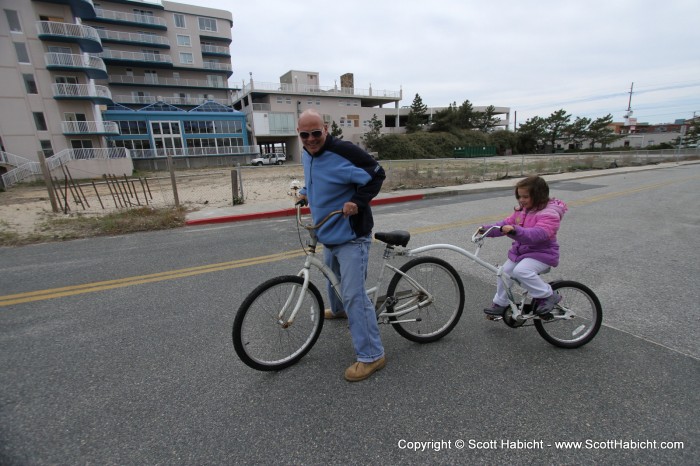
[109,74,230,88]
[96,29,169,47]
[45,52,107,79]
[110,0,163,7]
[94,8,167,28]
[129,146,257,159]
[52,83,113,102]
[36,21,102,52]
[202,62,232,72]
[98,49,172,64]
[37,0,97,19]
[113,95,230,106]
[201,44,230,55]
[61,120,120,135]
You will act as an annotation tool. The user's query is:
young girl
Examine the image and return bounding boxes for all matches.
[481,176,568,317]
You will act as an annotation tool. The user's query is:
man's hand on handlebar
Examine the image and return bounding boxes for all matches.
[295,196,308,207]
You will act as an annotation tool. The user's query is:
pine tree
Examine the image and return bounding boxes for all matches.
[361,114,383,150]
[330,120,343,139]
[405,93,428,133]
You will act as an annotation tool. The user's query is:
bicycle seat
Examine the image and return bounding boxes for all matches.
[375,231,410,247]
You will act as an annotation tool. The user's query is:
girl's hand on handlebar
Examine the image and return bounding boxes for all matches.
[500,225,515,235]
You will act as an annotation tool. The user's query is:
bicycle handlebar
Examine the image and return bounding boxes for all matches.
[295,203,343,230]
[471,225,501,243]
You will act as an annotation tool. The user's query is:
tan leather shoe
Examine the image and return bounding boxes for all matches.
[324,309,347,320]
[344,356,386,382]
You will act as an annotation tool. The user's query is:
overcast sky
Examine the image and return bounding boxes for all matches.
[192,0,700,127]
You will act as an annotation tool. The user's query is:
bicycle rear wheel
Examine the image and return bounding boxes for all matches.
[386,256,464,343]
[232,275,324,371]
[534,280,602,348]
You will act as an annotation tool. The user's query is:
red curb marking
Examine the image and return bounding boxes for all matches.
[185,194,425,226]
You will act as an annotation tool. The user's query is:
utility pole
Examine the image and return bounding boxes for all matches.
[624,82,634,120]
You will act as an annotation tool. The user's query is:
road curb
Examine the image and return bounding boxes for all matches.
[184,193,426,226]
[185,161,699,226]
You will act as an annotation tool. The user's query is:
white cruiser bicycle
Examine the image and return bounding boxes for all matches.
[232,204,465,371]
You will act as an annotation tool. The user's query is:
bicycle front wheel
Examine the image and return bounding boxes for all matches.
[534,280,602,349]
[386,256,464,343]
[232,275,324,371]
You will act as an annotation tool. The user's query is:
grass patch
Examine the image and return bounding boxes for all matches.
[0,207,186,247]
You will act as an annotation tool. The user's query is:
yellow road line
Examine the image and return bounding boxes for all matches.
[0,249,306,306]
[2,175,697,307]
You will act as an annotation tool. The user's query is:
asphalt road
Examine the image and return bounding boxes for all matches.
[1,164,698,465]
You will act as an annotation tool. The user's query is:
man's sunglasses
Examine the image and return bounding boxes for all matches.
[299,130,323,139]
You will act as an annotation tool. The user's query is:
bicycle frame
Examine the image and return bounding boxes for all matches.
[282,207,438,326]
[400,226,572,323]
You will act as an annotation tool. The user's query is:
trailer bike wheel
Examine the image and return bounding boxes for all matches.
[232,275,324,371]
[534,280,602,349]
[385,256,464,343]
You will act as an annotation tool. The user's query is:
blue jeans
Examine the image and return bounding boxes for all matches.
[324,235,384,363]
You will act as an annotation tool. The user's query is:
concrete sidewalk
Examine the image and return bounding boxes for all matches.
[184,162,689,226]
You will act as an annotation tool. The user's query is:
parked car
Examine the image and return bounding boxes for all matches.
[250,153,286,166]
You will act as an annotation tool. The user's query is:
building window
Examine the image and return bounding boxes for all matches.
[186,137,242,149]
[198,17,217,32]
[144,70,158,84]
[133,9,153,19]
[177,35,191,46]
[70,140,94,149]
[114,139,151,150]
[183,120,242,134]
[207,74,224,87]
[4,9,21,33]
[48,45,71,54]
[179,52,193,64]
[173,13,186,28]
[55,75,78,84]
[115,121,148,135]
[40,140,54,157]
[33,112,48,131]
[13,42,30,63]
[23,74,37,94]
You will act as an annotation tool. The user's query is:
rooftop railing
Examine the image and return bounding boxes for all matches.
[236,81,401,99]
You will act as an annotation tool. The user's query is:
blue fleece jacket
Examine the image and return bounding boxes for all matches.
[299,135,385,245]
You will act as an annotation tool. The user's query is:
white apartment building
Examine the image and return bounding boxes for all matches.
[232,70,511,160]
[1,0,248,187]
